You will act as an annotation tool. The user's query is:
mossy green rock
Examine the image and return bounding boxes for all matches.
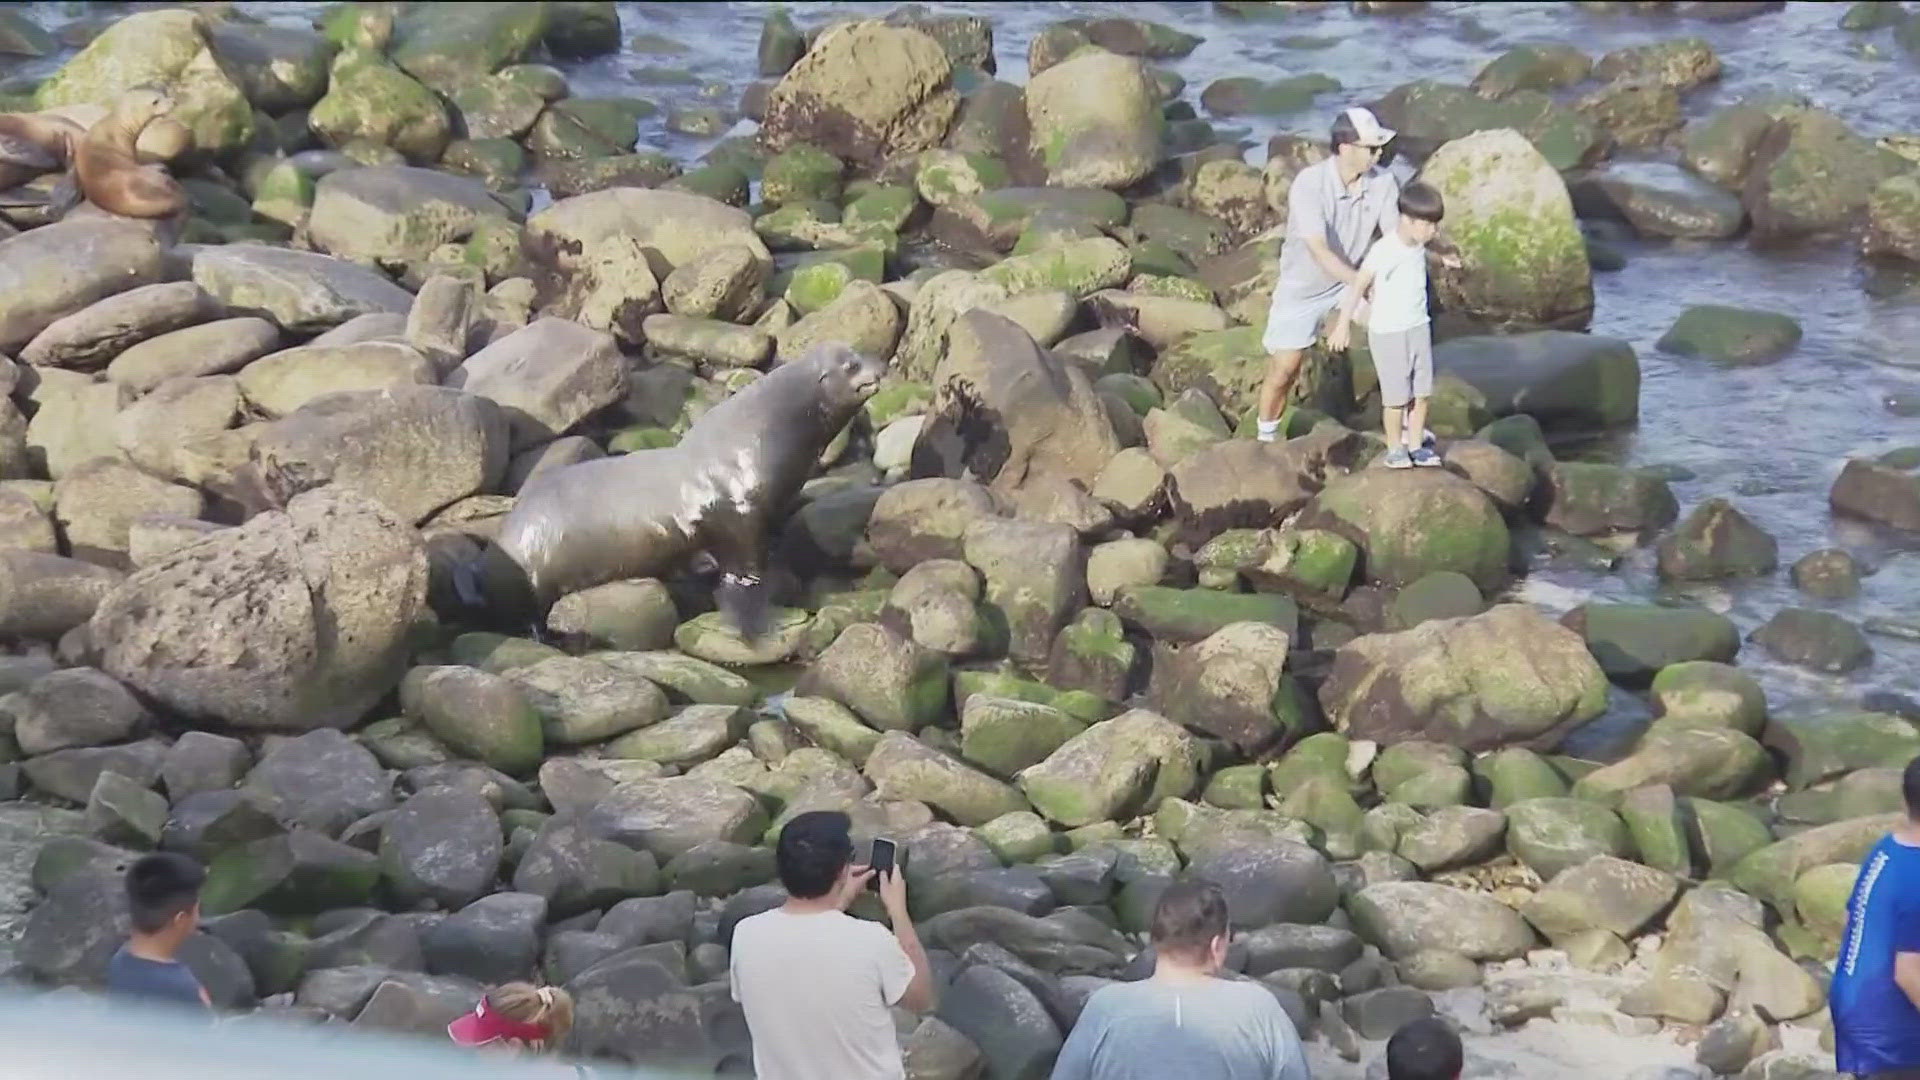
[1019,709,1204,827]
[1568,603,1740,686]
[390,1,548,93]
[1654,497,1778,582]
[1151,326,1349,420]
[800,622,948,731]
[1792,862,1859,949]
[1650,661,1766,734]
[310,50,452,163]
[1766,711,1920,790]
[762,144,846,206]
[1268,732,1353,793]
[36,9,255,152]
[528,97,655,160]
[448,633,565,673]
[780,696,882,767]
[1504,797,1630,879]
[1420,128,1592,329]
[1730,812,1901,911]
[1656,304,1803,364]
[1744,108,1908,242]
[845,185,918,231]
[1272,773,1366,856]
[1111,586,1297,644]
[978,236,1132,297]
[674,609,811,666]
[253,161,317,228]
[1200,73,1340,118]
[1686,797,1774,878]
[450,74,549,141]
[201,831,380,916]
[1302,467,1509,591]
[976,810,1057,864]
[1374,742,1467,795]
[960,695,1086,778]
[1472,44,1593,97]
[607,704,749,768]
[1619,784,1692,876]
[1372,81,1604,172]
[399,665,543,775]
[1475,748,1569,808]
[1575,721,1770,803]
[1204,764,1269,809]
[784,261,853,315]
[1388,571,1484,630]
[863,731,1027,827]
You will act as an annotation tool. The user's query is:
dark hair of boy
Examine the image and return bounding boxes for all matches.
[1904,754,1920,819]
[1148,879,1231,962]
[1386,1017,1464,1080]
[125,852,205,935]
[775,810,855,900]
[1398,181,1445,223]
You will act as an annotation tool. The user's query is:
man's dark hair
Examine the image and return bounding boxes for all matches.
[1386,1017,1463,1080]
[1398,181,1445,223]
[1150,880,1230,960]
[775,810,854,900]
[125,853,205,935]
[1330,110,1361,153]
[1903,755,1920,819]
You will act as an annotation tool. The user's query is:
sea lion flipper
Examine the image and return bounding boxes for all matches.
[705,509,772,643]
[44,170,80,217]
[719,571,772,643]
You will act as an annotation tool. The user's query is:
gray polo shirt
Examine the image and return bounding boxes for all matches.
[1050,976,1310,1080]
[1274,157,1401,307]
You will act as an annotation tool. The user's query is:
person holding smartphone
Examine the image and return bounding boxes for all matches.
[730,811,935,1080]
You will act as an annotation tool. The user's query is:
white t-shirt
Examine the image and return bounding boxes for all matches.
[1358,231,1431,334]
[729,908,915,1080]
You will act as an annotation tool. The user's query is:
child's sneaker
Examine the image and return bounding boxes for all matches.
[1383,446,1414,469]
[1410,446,1443,468]
[1420,428,1437,449]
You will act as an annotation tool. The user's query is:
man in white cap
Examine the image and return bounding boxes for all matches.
[1255,106,1403,443]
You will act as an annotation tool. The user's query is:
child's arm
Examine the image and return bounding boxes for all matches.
[1327,267,1376,352]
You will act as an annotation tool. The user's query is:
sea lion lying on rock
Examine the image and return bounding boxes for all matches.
[473,342,886,637]
[0,111,83,190]
[74,87,189,219]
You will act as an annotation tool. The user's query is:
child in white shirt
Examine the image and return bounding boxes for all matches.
[1328,181,1452,469]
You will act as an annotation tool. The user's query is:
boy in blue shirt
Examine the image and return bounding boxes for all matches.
[1831,755,1920,1080]
[106,852,210,1010]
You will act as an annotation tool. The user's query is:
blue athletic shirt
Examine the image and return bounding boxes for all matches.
[1831,835,1920,1076]
[105,946,207,1010]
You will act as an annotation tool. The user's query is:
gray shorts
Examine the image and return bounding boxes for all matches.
[1370,324,1433,408]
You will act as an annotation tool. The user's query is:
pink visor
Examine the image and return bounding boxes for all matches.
[447,998,551,1047]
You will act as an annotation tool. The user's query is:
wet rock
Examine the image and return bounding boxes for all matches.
[1421,129,1592,328]
[1301,467,1508,591]
[1347,881,1536,960]
[939,963,1062,1080]
[1020,709,1202,828]
[1790,549,1862,600]
[800,621,949,732]
[1577,78,1682,149]
[1437,331,1639,433]
[245,386,505,526]
[192,244,414,334]
[92,489,427,732]
[761,20,956,168]
[1536,462,1678,537]
[1657,305,1802,364]
[1321,605,1607,752]
[1565,603,1740,686]
[0,552,124,639]
[1473,43,1593,97]
[1024,48,1160,190]
[1767,711,1920,790]
[1522,855,1680,944]
[1651,661,1766,733]
[1570,163,1745,240]
[502,656,667,745]
[1368,81,1603,172]
[1830,458,1920,532]
[1595,37,1721,90]
[1656,498,1779,581]
[565,947,710,1062]
[1866,174,1920,263]
[1750,608,1871,674]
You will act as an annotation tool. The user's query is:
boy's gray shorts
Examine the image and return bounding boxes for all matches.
[1370,324,1433,408]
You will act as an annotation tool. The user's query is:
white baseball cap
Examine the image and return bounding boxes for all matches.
[1342,106,1397,148]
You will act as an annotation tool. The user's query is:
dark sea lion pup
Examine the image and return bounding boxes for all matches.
[74,87,189,219]
[473,342,887,639]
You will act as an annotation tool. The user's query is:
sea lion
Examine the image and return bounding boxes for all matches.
[74,87,189,219]
[0,112,83,190]
[475,343,886,637]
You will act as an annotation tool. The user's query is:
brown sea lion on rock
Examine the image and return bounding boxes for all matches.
[75,88,189,219]
[0,111,84,189]
[472,343,886,637]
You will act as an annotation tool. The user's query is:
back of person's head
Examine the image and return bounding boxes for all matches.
[449,982,574,1052]
[1904,754,1920,819]
[1398,181,1445,223]
[1386,1017,1463,1080]
[776,810,853,899]
[1150,879,1230,963]
[125,852,204,935]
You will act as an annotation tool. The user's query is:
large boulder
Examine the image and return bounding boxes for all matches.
[1743,108,1907,241]
[448,318,628,450]
[0,221,169,352]
[910,310,1119,497]
[522,188,770,343]
[584,776,769,863]
[1149,622,1298,754]
[760,20,957,167]
[962,518,1086,667]
[1655,498,1778,581]
[1018,709,1202,827]
[34,9,253,152]
[1432,332,1640,433]
[1535,462,1678,538]
[1024,48,1161,190]
[864,731,1028,827]
[1298,467,1509,591]
[388,1,547,93]
[1320,604,1609,751]
[380,789,503,909]
[1347,881,1536,961]
[237,342,437,418]
[1564,603,1741,685]
[90,488,429,732]
[308,50,451,163]
[1420,128,1593,330]
[309,166,512,267]
[1521,855,1680,945]
[1829,459,1920,533]
[22,281,220,371]
[1573,721,1769,802]
[205,22,333,113]
[1167,431,1365,545]
[243,386,510,526]
[191,245,415,334]
[1367,80,1604,172]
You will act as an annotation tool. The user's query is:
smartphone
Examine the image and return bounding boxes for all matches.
[867,837,898,890]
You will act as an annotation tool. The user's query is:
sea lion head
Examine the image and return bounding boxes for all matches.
[800,342,886,412]
[114,87,177,128]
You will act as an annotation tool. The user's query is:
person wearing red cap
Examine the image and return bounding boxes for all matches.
[448,982,575,1056]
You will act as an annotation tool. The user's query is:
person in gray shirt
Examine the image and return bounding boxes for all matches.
[1255,106,1402,444]
[1050,881,1310,1080]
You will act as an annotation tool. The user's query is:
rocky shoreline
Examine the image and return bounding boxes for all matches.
[0,2,1916,1078]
